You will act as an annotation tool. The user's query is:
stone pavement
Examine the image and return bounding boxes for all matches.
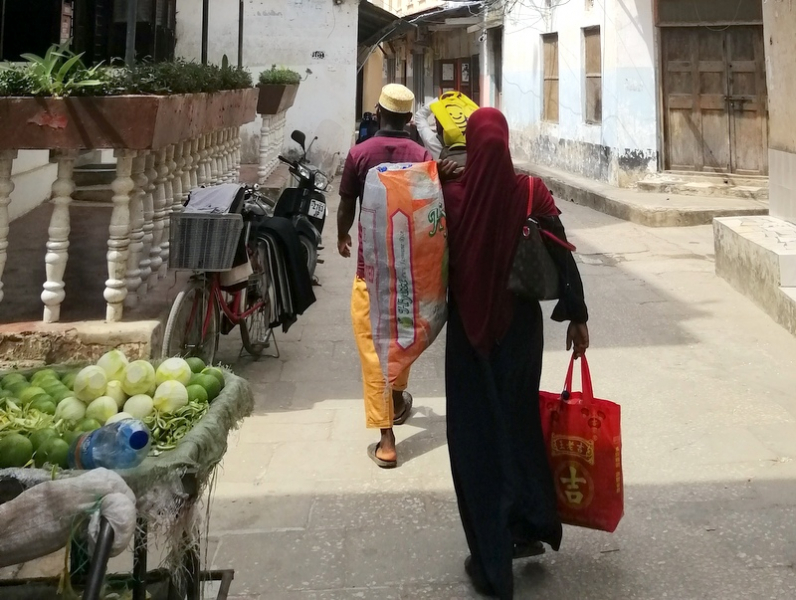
[203,198,796,600]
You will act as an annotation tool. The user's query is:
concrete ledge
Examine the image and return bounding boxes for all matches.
[517,162,769,227]
[714,216,796,336]
[0,320,163,370]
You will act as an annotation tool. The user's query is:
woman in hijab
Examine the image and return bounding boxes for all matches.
[443,108,590,599]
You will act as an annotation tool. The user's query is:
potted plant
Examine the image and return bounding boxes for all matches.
[256,65,301,115]
[0,46,258,150]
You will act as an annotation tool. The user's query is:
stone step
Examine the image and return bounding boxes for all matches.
[73,184,113,203]
[73,163,116,187]
[637,178,769,200]
[665,170,768,187]
[715,215,796,337]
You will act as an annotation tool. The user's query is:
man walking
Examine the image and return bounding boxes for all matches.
[337,84,432,468]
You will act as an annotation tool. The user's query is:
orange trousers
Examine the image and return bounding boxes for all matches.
[351,277,410,428]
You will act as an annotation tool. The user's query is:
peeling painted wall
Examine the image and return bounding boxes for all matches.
[502,0,658,186]
[175,0,358,174]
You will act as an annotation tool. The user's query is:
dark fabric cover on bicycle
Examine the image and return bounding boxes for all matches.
[184,184,246,214]
[256,216,316,331]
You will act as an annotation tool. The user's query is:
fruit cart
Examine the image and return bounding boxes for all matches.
[0,361,254,600]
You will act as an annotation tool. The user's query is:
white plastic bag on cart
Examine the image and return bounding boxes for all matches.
[0,468,137,567]
[360,161,448,385]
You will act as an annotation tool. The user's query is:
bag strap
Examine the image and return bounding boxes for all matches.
[563,354,594,403]
[526,181,576,252]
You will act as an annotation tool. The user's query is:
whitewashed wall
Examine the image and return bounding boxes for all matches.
[9,152,57,221]
[175,0,359,174]
[502,0,658,186]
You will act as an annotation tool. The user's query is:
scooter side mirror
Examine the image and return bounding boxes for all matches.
[291,130,307,150]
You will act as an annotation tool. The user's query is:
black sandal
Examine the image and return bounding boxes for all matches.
[464,556,498,597]
[513,540,545,559]
[393,392,413,426]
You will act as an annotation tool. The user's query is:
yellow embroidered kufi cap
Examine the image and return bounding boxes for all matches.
[378,84,415,114]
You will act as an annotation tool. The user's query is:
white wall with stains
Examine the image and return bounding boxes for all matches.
[501,0,658,186]
[175,0,359,173]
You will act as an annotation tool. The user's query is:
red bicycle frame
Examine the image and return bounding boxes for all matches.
[184,274,265,341]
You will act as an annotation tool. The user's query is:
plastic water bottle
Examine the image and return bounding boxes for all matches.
[68,419,151,470]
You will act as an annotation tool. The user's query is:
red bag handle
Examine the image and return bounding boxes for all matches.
[526,183,576,252]
[562,354,594,403]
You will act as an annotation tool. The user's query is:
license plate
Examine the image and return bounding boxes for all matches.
[308,199,326,219]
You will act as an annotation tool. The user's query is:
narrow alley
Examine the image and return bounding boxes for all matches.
[207,198,796,599]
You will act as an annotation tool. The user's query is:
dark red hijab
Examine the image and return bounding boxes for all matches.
[443,108,558,355]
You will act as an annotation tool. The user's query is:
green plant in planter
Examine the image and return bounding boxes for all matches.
[258,65,301,86]
[7,42,103,97]
[0,51,253,97]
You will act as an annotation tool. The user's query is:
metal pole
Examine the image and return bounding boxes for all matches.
[237,0,244,68]
[0,0,6,61]
[201,0,209,65]
[83,518,115,600]
[125,0,138,67]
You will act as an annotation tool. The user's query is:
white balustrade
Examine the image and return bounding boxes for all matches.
[104,150,135,322]
[0,150,17,305]
[162,144,179,273]
[258,112,287,183]
[124,152,147,309]
[220,129,231,182]
[211,131,221,184]
[41,150,77,323]
[3,111,266,325]
[137,153,157,296]
[235,127,243,181]
[183,141,194,201]
[148,148,168,287]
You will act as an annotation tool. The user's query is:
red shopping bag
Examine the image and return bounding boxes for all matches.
[539,355,623,532]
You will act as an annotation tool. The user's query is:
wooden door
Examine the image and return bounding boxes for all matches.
[726,27,768,175]
[662,26,768,175]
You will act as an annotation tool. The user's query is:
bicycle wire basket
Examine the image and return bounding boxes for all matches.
[168,212,244,272]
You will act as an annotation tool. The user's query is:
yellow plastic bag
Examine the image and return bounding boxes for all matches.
[430,92,479,147]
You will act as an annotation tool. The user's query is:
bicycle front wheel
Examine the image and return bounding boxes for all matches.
[162,279,219,364]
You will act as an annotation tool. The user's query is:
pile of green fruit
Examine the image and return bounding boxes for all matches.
[0,352,227,469]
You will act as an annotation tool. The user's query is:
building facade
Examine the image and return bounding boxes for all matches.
[500,0,768,187]
[176,0,360,173]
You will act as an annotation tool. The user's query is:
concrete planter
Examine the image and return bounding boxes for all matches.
[0,88,259,151]
[256,84,299,115]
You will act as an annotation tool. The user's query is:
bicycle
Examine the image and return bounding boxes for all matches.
[161,186,278,364]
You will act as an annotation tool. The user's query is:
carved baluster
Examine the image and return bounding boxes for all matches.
[220,129,231,182]
[210,131,221,185]
[124,153,147,308]
[137,152,156,297]
[41,151,77,322]
[258,115,272,183]
[160,144,178,276]
[0,150,17,305]
[189,138,199,190]
[197,135,208,186]
[147,148,168,287]
[235,128,242,181]
[183,141,194,202]
[104,150,135,322]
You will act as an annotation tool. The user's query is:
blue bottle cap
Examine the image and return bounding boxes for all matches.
[129,430,149,450]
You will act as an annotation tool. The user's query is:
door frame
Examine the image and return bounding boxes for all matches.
[654,0,767,176]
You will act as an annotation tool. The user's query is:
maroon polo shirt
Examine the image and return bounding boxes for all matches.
[339,130,432,279]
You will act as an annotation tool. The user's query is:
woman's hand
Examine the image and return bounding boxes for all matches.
[438,159,464,182]
[566,322,589,358]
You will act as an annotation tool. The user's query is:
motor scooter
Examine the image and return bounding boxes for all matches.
[275,130,329,279]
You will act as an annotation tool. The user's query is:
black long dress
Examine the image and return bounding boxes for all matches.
[446,298,561,599]
[446,216,588,599]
